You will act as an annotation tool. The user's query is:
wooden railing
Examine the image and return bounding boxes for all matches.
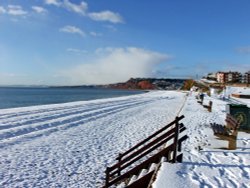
[103,115,188,188]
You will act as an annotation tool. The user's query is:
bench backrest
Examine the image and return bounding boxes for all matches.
[226,114,240,130]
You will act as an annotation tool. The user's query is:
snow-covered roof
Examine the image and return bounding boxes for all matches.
[200,79,217,84]
[226,86,250,95]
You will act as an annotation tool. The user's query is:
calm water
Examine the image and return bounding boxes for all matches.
[0,87,144,109]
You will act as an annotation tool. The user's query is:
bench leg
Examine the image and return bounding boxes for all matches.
[228,137,236,150]
[232,130,238,138]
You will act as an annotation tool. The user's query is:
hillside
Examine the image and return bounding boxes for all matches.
[103,78,186,90]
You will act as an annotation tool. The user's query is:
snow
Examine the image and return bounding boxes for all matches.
[231,97,250,107]
[200,79,217,84]
[153,92,250,188]
[224,86,250,106]
[225,86,250,96]
[0,91,186,188]
[1,90,250,188]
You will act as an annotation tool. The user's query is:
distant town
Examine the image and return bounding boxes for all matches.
[106,71,250,91]
[47,71,250,91]
[203,71,250,84]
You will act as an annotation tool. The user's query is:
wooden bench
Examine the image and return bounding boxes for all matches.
[211,123,231,136]
[211,114,240,149]
[211,114,240,138]
[197,97,203,104]
[203,101,213,112]
[225,114,240,132]
[196,93,207,106]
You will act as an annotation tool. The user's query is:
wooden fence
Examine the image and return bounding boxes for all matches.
[103,115,188,188]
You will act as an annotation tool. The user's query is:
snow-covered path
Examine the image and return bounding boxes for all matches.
[153,93,250,188]
[0,91,186,188]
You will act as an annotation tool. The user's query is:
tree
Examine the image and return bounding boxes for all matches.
[182,79,195,90]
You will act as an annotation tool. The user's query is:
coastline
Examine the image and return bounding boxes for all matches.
[0,87,145,110]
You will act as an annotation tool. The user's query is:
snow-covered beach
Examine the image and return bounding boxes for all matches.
[0,91,186,187]
[0,90,250,188]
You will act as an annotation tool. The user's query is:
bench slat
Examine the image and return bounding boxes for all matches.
[211,113,239,138]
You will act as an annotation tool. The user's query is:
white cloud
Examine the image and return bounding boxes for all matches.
[104,25,117,32]
[0,6,6,14]
[45,0,88,15]
[32,6,47,14]
[88,10,123,23]
[222,63,250,73]
[61,47,170,85]
[44,0,61,6]
[0,72,28,85]
[67,48,87,54]
[8,5,28,16]
[60,25,85,37]
[236,46,250,54]
[63,0,88,15]
[44,0,124,24]
[90,31,102,37]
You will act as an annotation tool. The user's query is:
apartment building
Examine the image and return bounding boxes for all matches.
[242,71,250,84]
[216,71,241,83]
[217,72,226,83]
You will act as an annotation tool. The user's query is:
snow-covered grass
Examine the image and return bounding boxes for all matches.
[153,93,250,188]
[0,91,187,188]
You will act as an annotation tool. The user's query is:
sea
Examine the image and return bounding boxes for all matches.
[0,87,144,109]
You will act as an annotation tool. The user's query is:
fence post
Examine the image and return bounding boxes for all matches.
[208,101,213,112]
[105,167,110,188]
[117,153,122,176]
[172,117,180,163]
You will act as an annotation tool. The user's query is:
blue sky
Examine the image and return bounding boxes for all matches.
[1,0,250,85]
